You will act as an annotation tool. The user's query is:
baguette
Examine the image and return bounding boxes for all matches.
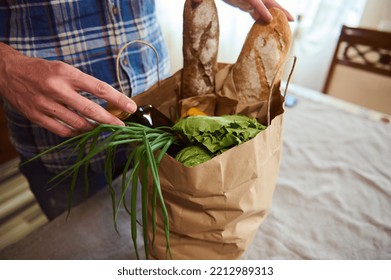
[232,8,291,103]
[181,0,219,98]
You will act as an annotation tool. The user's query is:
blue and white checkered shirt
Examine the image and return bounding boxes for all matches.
[0,0,170,173]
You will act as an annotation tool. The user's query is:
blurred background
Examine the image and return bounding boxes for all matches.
[1,0,390,251]
[156,0,390,92]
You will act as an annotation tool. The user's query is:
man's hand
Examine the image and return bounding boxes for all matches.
[196,0,294,22]
[0,43,137,137]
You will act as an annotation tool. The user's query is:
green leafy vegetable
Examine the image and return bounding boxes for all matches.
[175,145,212,167]
[173,115,266,164]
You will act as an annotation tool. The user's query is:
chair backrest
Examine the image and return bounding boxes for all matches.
[323,25,391,93]
[322,25,391,114]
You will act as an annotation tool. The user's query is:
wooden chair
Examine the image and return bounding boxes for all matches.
[322,25,391,114]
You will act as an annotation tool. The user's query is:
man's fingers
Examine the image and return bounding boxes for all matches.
[43,102,96,132]
[263,0,294,21]
[63,91,125,126]
[48,66,131,127]
[249,0,273,22]
[74,71,137,115]
[35,95,124,136]
[113,91,138,114]
[36,115,79,138]
[223,0,294,22]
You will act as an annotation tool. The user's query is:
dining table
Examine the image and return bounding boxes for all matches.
[1,83,390,260]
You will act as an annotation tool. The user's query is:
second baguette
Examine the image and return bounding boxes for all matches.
[232,8,291,103]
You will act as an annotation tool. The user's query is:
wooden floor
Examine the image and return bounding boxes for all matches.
[0,158,48,250]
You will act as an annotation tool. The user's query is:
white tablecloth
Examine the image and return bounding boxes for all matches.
[1,84,390,260]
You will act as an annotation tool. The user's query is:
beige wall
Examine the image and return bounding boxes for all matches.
[360,0,391,31]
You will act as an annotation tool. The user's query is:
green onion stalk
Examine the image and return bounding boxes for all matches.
[24,122,178,259]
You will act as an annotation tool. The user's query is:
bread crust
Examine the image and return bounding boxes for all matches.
[181,0,219,98]
[233,8,291,103]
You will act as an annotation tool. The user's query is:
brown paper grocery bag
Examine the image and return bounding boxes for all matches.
[132,64,284,260]
[151,116,283,260]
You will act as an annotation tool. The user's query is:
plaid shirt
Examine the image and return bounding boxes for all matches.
[0,0,170,173]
